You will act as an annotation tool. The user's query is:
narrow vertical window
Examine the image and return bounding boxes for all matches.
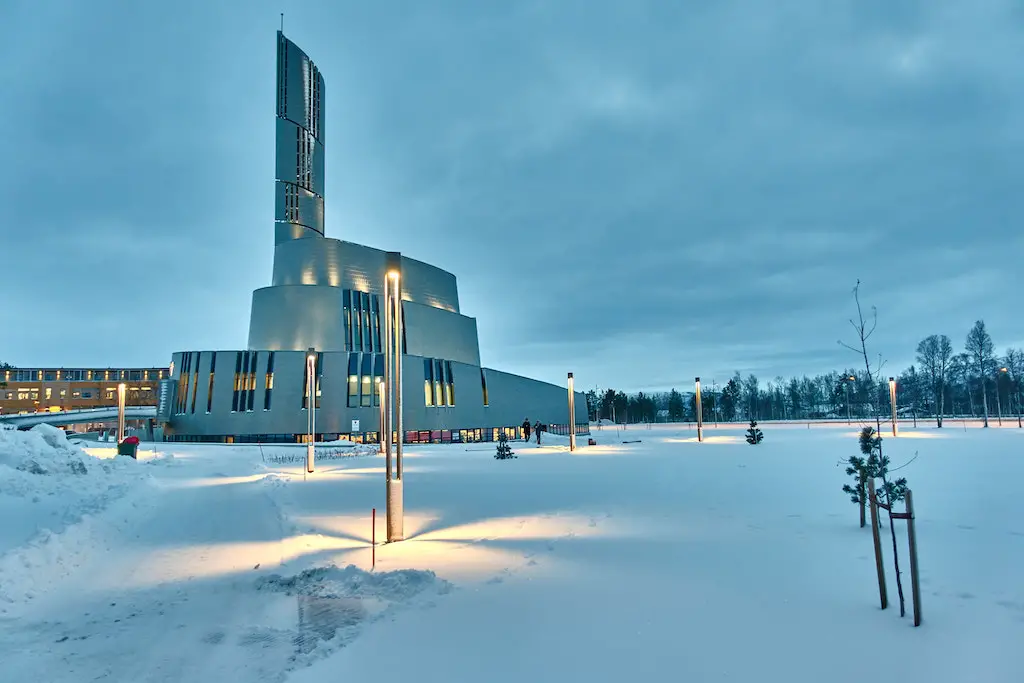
[424,358,433,406]
[347,354,359,408]
[361,292,372,353]
[232,351,242,412]
[206,353,216,413]
[343,290,353,351]
[481,369,489,407]
[264,351,275,410]
[247,352,258,411]
[353,294,363,351]
[374,354,384,407]
[372,295,381,351]
[360,354,373,407]
[445,361,455,406]
[434,359,444,406]
[315,352,323,408]
[190,352,201,414]
[302,351,310,409]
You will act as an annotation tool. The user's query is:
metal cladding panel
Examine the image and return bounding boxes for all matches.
[269,239,460,313]
[481,368,589,428]
[402,302,480,367]
[248,286,347,351]
[275,181,324,234]
[277,32,324,143]
[165,351,586,439]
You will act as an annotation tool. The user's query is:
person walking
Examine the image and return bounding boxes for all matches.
[535,420,542,445]
[522,418,531,442]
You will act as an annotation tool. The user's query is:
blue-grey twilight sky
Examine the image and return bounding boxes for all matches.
[1,0,1022,392]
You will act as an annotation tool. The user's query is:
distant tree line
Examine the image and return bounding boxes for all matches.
[585,320,1023,427]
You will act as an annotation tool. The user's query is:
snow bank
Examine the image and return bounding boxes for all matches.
[0,424,161,609]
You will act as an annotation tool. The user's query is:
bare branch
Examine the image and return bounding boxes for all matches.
[838,340,862,353]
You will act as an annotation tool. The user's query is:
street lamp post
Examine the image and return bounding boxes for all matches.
[844,376,855,425]
[306,348,316,473]
[888,377,898,437]
[695,377,703,442]
[567,373,577,451]
[996,367,1007,427]
[384,253,404,542]
[116,382,126,443]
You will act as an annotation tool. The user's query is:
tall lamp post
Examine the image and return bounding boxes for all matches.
[567,372,577,451]
[844,375,855,425]
[694,377,703,442]
[997,367,1008,427]
[306,348,316,473]
[384,253,405,542]
[116,382,127,443]
[888,377,898,437]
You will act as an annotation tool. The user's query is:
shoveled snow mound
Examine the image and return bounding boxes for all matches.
[0,424,142,499]
[256,565,451,669]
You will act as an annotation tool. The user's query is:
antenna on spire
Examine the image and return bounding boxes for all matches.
[280,13,284,32]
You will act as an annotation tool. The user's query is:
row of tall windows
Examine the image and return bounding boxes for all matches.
[232,351,260,413]
[343,290,383,353]
[423,359,455,407]
[174,353,195,415]
[347,353,384,408]
[3,369,164,382]
[277,34,289,118]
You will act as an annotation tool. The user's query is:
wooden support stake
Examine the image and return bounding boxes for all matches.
[868,478,888,610]
[372,507,376,570]
[906,490,922,627]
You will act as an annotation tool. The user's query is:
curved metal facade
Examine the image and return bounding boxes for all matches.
[166,32,589,443]
[275,31,325,244]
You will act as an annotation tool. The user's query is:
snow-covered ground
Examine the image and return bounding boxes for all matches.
[1,421,1022,682]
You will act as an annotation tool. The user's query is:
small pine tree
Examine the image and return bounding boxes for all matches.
[841,455,870,528]
[495,431,517,460]
[745,420,764,445]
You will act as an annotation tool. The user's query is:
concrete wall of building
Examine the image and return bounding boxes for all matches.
[165,350,587,440]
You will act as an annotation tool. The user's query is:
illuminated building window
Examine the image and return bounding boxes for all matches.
[231,351,243,412]
[374,354,384,407]
[45,388,52,400]
[360,354,373,407]
[247,352,258,411]
[445,361,455,406]
[481,370,489,406]
[207,353,217,413]
[423,359,433,406]
[434,359,444,406]
[72,391,81,398]
[190,352,201,414]
[264,351,275,410]
[347,354,359,408]
[59,389,67,399]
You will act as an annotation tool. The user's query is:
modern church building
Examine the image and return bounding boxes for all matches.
[159,32,589,444]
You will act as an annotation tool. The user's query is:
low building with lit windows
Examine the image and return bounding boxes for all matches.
[0,367,167,415]
[159,32,588,444]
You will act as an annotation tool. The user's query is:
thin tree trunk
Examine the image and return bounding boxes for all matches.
[883,482,907,617]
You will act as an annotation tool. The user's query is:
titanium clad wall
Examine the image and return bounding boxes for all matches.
[403,302,480,367]
[275,32,325,243]
[481,368,589,429]
[248,286,347,351]
[166,351,586,439]
[270,239,460,313]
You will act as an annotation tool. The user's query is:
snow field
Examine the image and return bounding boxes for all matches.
[0,422,1021,681]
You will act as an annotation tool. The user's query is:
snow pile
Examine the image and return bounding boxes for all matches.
[0,424,159,609]
[0,424,140,499]
[257,565,450,668]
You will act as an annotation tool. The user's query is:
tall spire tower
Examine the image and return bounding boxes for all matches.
[275,31,325,244]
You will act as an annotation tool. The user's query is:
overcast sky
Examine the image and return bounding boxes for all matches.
[2,0,1022,392]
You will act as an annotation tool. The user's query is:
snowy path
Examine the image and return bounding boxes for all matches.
[0,451,304,681]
